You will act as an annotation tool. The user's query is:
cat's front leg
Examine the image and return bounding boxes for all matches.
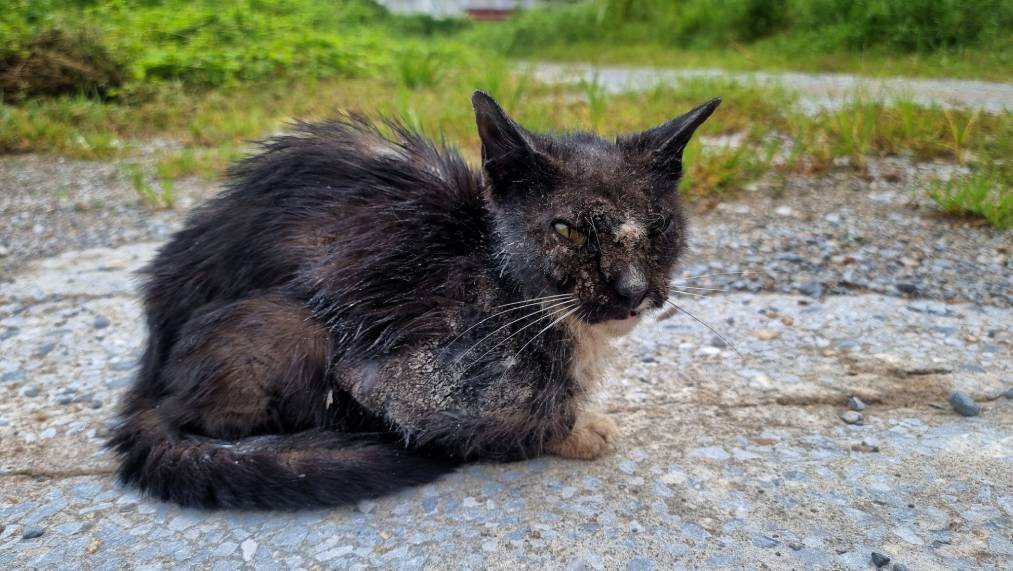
[544,411,619,460]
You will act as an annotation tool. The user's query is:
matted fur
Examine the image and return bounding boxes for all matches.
[109,92,719,509]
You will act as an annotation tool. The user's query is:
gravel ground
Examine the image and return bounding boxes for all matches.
[1,241,1011,570]
[1,76,1011,568]
[3,154,1009,307]
[531,62,1013,113]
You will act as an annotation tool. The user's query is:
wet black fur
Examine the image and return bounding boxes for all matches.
[109,92,719,509]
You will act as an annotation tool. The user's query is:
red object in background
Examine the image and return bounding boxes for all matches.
[466,8,515,21]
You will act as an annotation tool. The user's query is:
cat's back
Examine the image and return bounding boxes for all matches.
[141,118,492,362]
[149,117,488,287]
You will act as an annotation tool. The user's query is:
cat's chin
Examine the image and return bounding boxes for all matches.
[593,313,643,338]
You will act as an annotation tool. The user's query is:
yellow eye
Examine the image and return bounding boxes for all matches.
[553,222,587,246]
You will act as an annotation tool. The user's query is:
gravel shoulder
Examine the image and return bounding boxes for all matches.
[530,62,1013,113]
[1,150,1012,569]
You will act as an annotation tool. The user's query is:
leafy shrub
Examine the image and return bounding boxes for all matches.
[1,0,471,98]
[493,0,1013,54]
[1,26,126,101]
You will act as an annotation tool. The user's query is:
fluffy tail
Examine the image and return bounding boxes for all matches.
[108,408,456,510]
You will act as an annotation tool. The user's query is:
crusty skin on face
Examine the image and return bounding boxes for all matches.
[108,93,720,509]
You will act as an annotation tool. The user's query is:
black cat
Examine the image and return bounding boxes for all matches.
[109,91,720,509]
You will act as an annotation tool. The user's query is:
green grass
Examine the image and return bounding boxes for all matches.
[3,1,1011,229]
[517,43,1013,83]
[930,170,1013,229]
[481,0,1013,81]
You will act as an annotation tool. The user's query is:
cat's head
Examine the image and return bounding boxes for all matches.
[473,91,720,336]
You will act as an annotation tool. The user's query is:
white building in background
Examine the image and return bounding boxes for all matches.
[376,1,542,19]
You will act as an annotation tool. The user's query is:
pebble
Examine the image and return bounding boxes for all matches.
[22,527,45,540]
[840,411,863,425]
[709,336,728,348]
[1005,388,1013,399]
[799,280,823,298]
[895,283,918,295]
[947,390,980,417]
[20,385,41,398]
[892,564,909,571]
[848,396,865,411]
[93,316,111,329]
[851,438,880,453]
[752,330,781,341]
[33,342,56,357]
[871,551,891,567]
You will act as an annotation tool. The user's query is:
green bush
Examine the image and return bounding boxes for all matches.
[1,0,470,99]
[492,0,1013,54]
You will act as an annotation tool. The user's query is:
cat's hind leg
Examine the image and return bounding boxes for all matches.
[152,291,334,438]
[110,292,454,509]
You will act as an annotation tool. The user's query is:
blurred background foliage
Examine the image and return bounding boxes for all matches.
[1,0,1010,227]
[495,0,1013,53]
[4,0,1012,101]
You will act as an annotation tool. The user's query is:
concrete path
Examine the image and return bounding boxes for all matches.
[530,62,1013,113]
[2,241,1011,570]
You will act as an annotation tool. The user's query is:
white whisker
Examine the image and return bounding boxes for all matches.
[442,295,575,355]
[669,285,728,292]
[674,271,757,282]
[670,289,707,298]
[510,304,583,361]
[454,299,577,365]
[463,301,579,371]
[663,299,743,359]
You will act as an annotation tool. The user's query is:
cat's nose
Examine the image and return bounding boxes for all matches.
[614,269,648,310]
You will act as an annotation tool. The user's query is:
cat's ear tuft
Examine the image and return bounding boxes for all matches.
[472,91,543,185]
[628,97,721,180]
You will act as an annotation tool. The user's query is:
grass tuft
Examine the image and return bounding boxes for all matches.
[929,170,1013,229]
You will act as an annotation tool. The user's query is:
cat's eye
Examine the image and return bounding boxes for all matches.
[553,221,587,246]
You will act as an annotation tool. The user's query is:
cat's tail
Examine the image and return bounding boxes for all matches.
[108,407,457,510]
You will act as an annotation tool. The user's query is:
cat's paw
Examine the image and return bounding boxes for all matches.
[546,412,619,460]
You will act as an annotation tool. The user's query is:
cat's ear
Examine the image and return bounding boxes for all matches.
[472,91,546,188]
[625,98,721,180]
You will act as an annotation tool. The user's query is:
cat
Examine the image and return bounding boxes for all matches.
[109,91,720,509]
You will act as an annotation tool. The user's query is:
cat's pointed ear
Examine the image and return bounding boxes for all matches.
[472,91,545,186]
[626,97,721,179]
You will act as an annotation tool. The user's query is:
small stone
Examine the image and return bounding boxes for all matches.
[93,316,111,329]
[958,363,985,373]
[848,396,865,411]
[947,390,980,417]
[871,551,891,567]
[799,281,823,298]
[787,541,804,551]
[752,534,779,548]
[20,386,41,398]
[86,538,101,554]
[851,438,880,453]
[895,283,918,295]
[33,342,56,357]
[892,564,909,571]
[710,336,728,348]
[22,527,44,540]
[1006,388,1013,399]
[840,411,863,425]
[87,400,103,409]
[752,329,781,341]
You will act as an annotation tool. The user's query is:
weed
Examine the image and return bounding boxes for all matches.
[578,72,609,130]
[125,163,175,209]
[929,169,1013,229]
